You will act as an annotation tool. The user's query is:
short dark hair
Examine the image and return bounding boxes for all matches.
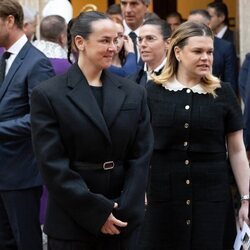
[189,9,211,21]
[40,15,66,42]
[142,18,172,40]
[208,1,229,26]
[0,0,23,29]
[166,11,183,23]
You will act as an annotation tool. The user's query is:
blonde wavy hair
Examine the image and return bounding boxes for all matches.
[152,21,221,97]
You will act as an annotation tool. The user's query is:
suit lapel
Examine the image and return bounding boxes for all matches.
[102,71,126,128]
[66,64,112,143]
[0,41,31,101]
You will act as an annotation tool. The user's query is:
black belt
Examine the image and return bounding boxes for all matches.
[73,161,122,170]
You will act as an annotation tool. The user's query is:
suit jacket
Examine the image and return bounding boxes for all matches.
[213,37,238,93]
[222,27,235,45]
[244,83,250,151]
[239,53,250,102]
[0,41,55,190]
[241,54,250,150]
[30,64,153,241]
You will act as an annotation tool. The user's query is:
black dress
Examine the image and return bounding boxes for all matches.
[139,80,242,250]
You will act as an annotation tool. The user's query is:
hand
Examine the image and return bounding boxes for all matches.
[100,203,128,235]
[123,35,135,54]
[238,200,250,228]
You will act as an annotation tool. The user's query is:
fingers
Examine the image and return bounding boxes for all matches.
[101,213,128,235]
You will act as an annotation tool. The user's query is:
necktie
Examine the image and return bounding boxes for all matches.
[129,31,138,62]
[0,51,11,87]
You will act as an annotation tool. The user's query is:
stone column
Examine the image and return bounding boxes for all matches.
[238,0,250,64]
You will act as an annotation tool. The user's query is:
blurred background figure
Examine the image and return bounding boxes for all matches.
[129,18,171,86]
[22,5,38,41]
[106,3,122,23]
[108,19,137,77]
[33,15,70,75]
[207,1,235,45]
[120,0,150,65]
[42,0,73,23]
[166,11,183,32]
[188,9,238,94]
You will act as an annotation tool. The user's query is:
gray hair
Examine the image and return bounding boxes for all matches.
[22,5,37,23]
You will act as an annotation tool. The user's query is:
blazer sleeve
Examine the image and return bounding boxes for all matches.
[31,86,115,236]
[0,57,55,140]
[114,87,154,231]
[223,42,238,93]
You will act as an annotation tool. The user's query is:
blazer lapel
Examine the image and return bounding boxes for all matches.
[66,64,112,143]
[0,41,31,101]
[102,71,126,128]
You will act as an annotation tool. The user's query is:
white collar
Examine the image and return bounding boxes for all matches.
[123,20,141,36]
[144,58,167,73]
[8,35,28,56]
[162,77,208,94]
[216,25,228,39]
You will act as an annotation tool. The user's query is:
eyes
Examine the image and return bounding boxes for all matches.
[192,49,213,55]
[137,35,158,44]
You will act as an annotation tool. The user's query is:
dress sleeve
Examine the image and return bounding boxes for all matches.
[223,82,243,133]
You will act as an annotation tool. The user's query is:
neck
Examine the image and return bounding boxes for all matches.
[78,58,102,86]
[5,30,24,50]
[112,54,122,67]
[176,71,201,88]
[214,23,226,35]
[147,56,165,72]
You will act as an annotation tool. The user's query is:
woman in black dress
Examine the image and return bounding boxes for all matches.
[139,21,249,249]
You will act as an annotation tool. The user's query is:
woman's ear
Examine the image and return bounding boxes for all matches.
[74,35,85,51]
[174,46,181,62]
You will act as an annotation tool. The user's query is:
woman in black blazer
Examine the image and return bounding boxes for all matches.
[31,11,153,250]
[138,21,249,249]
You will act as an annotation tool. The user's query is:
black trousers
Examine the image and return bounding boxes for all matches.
[0,186,43,250]
[48,228,140,250]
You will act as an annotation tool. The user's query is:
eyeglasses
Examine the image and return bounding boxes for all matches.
[137,35,159,45]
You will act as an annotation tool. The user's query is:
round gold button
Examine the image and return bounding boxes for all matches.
[186,179,190,184]
[184,141,188,147]
[185,105,190,110]
[186,219,191,225]
[185,160,189,165]
[184,123,189,128]
[186,89,191,93]
[186,200,191,205]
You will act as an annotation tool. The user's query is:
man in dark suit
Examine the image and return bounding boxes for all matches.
[0,0,55,249]
[120,0,150,66]
[188,9,238,93]
[207,1,235,45]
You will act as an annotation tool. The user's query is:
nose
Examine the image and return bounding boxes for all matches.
[124,3,131,12]
[108,41,116,51]
[200,52,208,60]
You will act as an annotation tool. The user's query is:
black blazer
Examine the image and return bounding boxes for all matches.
[31,64,153,241]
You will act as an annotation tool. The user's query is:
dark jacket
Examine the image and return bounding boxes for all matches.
[30,64,153,241]
[0,41,54,190]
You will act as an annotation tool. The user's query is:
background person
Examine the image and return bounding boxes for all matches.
[31,11,153,250]
[0,0,55,249]
[138,21,249,249]
[129,18,171,87]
